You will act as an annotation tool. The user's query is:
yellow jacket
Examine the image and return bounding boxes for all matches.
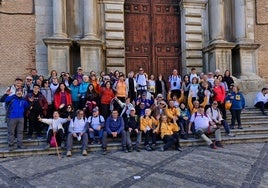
[160,122,179,139]
[188,95,208,114]
[140,116,159,132]
[165,107,180,121]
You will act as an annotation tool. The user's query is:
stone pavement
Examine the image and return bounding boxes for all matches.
[0,143,267,188]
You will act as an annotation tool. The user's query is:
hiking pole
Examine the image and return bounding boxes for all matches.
[54,133,61,160]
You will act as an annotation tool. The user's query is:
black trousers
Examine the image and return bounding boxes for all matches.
[47,129,64,146]
[162,133,180,150]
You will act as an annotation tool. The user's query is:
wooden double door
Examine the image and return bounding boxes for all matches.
[124,0,181,80]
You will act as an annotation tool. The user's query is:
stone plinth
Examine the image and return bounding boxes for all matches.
[203,42,236,73]
[43,38,73,73]
[77,39,104,74]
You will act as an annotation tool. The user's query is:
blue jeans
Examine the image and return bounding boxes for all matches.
[89,129,103,139]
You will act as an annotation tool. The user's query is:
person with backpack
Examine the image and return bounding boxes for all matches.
[188,106,224,149]
[2,88,29,151]
[87,107,105,144]
[206,101,235,137]
[66,109,88,157]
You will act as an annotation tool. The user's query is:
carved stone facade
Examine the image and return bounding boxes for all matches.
[0,0,268,105]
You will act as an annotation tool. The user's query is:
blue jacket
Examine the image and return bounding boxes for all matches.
[226,92,245,110]
[70,84,80,102]
[5,95,29,118]
[105,116,124,134]
[79,82,90,97]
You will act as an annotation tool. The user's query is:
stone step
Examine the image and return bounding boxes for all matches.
[0,133,268,157]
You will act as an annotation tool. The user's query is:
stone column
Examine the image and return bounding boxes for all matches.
[234,0,246,42]
[208,0,225,42]
[78,0,104,74]
[83,0,98,40]
[72,0,83,39]
[53,0,67,38]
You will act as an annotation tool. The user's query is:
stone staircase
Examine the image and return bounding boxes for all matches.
[0,106,267,157]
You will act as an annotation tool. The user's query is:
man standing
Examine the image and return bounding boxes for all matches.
[102,109,127,155]
[135,67,148,96]
[26,84,48,139]
[3,88,29,150]
[168,69,182,98]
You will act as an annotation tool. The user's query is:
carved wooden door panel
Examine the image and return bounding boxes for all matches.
[125,0,181,80]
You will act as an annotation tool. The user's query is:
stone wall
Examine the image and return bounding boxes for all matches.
[0,0,35,87]
[255,0,268,82]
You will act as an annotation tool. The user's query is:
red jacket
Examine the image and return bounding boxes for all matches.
[213,85,225,103]
[54,91,72,109]
[100,87,114,104]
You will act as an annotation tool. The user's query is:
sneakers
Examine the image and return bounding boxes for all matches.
[145,145,152,151]
[66,150,72,157]
[227,133,236,137]
[210,143,217,149]
[237,126,243,129]
[82,150,88,156]
[215,141,224,148]
[123,146,128,153]
[230,126,235,130]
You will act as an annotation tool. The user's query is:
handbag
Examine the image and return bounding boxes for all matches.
[50,133,57,147]
[225,100,232,110]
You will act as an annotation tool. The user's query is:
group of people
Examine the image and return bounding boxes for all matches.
[2,66,266,156]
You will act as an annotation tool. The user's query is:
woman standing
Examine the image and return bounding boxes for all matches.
[100,81,115,119]
[54,83,72,110]
[226,86,245,129]
[155,74,168,100]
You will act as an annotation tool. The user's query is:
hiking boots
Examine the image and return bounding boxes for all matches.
[66,151,72,157]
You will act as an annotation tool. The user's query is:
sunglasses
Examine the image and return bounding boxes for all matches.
[212,103,218,105]
[27,79,32,81]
